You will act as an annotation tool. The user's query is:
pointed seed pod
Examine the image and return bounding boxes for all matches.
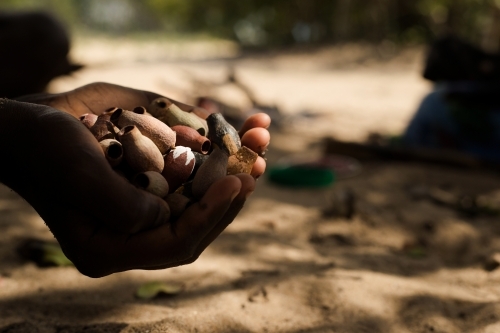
[148,97,208,136]
[99,139,123,167]
[133,171,169,198]
[111,108,176,154]
[192,147,229,198]
[117,125,164,173]
[171,125,211,154]
[206,113,241,156]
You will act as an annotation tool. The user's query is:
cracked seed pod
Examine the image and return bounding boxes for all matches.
[162,146,196,193]
[227,146,258,175]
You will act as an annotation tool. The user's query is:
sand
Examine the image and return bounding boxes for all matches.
[1,39,500,333]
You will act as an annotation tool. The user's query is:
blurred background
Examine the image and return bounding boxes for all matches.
[2,1,500,332]
[3,0,500,48]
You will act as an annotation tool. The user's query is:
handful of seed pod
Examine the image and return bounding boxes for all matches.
[79,97,258,221]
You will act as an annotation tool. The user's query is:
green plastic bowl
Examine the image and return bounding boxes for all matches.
[267,164,336,188]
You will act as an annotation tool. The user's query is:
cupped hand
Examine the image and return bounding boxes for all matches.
[18,82,269,178]
[0,83,270,277]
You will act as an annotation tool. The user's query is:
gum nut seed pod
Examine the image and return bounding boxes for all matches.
[90,118,115,142]
[99,139,123,167]
[133,171,170,198]
[161,146,196,193]
[79,113,98,129]
[148,97,208,136]
[100,107,121,121]
[105,121,120,139]
[117,125,164,173]
[146,97,172,123]
[111,108,176,154]
[133,106,152,116]
[206,113,241,156]
[227,146,258,175]
[171,125,211,154]
[165,193,191,218]
[192,147,229,198]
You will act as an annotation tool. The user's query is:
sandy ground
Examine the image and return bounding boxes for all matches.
[2,39,500,333]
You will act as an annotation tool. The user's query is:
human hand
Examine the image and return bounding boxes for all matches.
[1,83,270,277]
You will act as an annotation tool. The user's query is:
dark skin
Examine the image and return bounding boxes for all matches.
[0,82,270,278]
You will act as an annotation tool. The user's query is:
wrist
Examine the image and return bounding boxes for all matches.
[0,99,39,184]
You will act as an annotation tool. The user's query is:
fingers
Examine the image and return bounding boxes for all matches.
[239,119,269,179]
[178,174,255,261]
[38,175,243,277]
[118,176,240,271]
[239,113,271,137]
[147,174,256,270]
[241,127,270,155]
[16,82,203,119]
[251,157,267,179]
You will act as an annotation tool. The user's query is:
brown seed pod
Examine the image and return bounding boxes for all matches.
[165,193,191,218]
[99,139,123,167]
[192,147,229,198]
[147,97,208,136]
[100,107,121,121]
[133,171,169,198]
[90,118,115,142]
[111,108,176,154]
[206,113,241,156]
[133,106,152,116]
[227,146,258,175]
[79,113,98,129]
[162,146,196,193]
[117,125,164,173]
[171,125,211,154]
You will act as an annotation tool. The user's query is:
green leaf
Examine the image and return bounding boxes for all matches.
[407,246,427,259]
[42,243,73,267]
[135,281,184,300]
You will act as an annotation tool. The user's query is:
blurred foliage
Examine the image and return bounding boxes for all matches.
[1,0,500,48]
